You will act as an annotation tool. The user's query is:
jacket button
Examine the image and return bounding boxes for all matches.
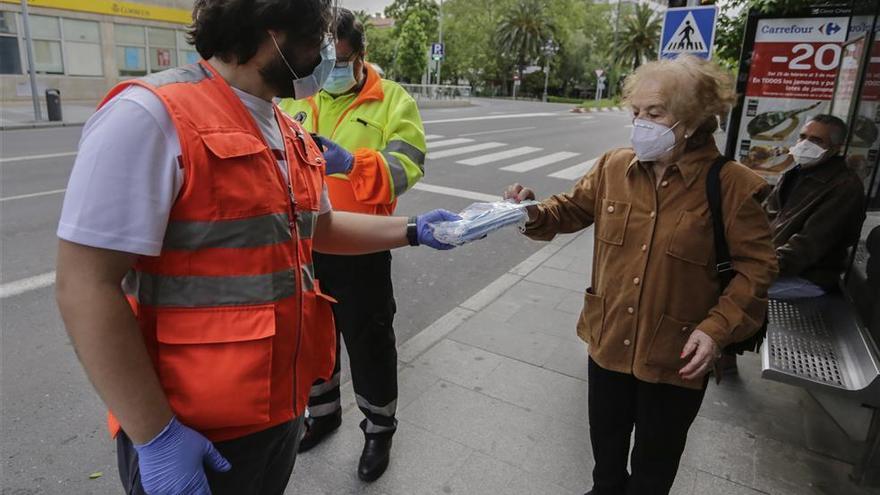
[681,326,689,333]
[607,205,615,213]
[624,339,631,346]
[627,307,635,314]
[661,180,669,187]
[641,244,648,252]
[650,211,656,218]
[633,277,640,285]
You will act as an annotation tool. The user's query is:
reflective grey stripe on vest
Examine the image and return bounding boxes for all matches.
[164,213,292,250]
[141,63,211,87]
[123,269,296,307]
[301,263,316,293]
[381,140,425,199]
[296,210,317,240]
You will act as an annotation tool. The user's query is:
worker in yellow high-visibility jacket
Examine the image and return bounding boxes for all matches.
[278,8,426,483]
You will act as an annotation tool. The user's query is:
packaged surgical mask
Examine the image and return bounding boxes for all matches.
[630,119,679,162]
[324,64,358,95]
[430,200,540,246]
[789,139,827,167]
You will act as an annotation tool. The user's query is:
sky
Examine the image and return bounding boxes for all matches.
[339,0,393,16]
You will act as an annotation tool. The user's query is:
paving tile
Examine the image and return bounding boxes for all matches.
[397,362,443,413]
[543,253,577,271]
[525,266,589,292]
[449,313,566,368]
[679,416,757,486]
[500,279,578,310]
[411,339,505,390]
[556,290,586,315]
[668,464,697,495]
[506,302,581,340]
[442,451,578,495]
[692,470,767,495]
[542,337,590,381]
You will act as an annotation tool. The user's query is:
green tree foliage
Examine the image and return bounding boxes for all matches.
[615,3,661,70]
[496,0,556,79]
[365,27,396,77]
[385,0,440,42]
[396,14,429,82]
[715,0,818,68]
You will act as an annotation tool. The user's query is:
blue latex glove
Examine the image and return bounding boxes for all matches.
[314,136,354,175]
[417,209,462,250]
[134,416,231,495]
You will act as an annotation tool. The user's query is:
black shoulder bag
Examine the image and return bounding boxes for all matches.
[706,156,767,356]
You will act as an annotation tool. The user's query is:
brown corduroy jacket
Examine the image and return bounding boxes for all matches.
[523,143,779,389]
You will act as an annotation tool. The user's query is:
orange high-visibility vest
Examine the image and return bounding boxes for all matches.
[99,61,336,442]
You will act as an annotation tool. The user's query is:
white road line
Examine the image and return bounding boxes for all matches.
[0,188,67,202]
[427,142,506,159]
[427,138,475,149]
[457,146,541,166]
[1,271,56,299]
[549,158,598,180]
[0,151,77,163]
[501,151,580,173]
[424,134,444,141]
[412,183,499,202]
[423,113,557,124]
[459,126,536,137]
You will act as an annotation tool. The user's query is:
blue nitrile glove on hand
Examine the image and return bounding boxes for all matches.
[134,416,231,495]
[417,209,462,250]
[314,136,354,175]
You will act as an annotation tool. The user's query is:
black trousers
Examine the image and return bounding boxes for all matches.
[308,251,398,436]
[588,358,706,495]
[117,417,304,495]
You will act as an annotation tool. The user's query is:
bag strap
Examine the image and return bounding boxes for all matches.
[706,155,735,289]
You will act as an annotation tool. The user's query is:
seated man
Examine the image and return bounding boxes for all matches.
[765,114,866,299]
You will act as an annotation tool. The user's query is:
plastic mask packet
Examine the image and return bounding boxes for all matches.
[431,200,540,246]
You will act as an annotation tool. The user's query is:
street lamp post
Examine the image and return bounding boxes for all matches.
[542,39,558,103]
[437,0,443,85]
[20,0,42,121]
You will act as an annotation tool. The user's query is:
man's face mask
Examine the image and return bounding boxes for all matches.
[630,119,680,162]
[264,33,336,99]
[789,139,828,167]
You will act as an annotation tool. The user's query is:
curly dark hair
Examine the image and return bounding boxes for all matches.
[334,8,366,55]
[188,0,334,64]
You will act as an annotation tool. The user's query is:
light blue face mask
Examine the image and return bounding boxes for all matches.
[271,34,336,100]
[323,63,358,95]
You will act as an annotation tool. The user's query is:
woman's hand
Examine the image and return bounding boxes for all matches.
[679,329,720,381]
[503,184,538,221]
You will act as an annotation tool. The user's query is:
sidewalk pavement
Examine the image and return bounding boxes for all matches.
[1,99,96,129]
[287,228,880,495]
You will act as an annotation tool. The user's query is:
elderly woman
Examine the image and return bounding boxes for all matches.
[504,56,778,495]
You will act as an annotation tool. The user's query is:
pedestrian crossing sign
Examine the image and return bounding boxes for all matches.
[659,6,718,60]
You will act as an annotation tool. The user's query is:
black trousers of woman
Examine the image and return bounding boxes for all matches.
[587,358,707,495]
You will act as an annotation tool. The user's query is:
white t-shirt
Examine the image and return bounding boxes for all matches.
[58,85,331,257]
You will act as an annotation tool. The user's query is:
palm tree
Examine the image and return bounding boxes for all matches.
[616,4,661,70]
[496,0,555,81]
[353,9,373,29]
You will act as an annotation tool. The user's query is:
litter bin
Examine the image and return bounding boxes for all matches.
[46,89,62,122]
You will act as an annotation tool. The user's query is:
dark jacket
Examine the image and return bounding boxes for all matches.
[765,155,866,290]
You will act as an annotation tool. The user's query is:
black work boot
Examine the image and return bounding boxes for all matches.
[297,411,342,453]
[357,421,394,482]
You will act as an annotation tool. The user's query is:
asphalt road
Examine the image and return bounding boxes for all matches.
[0,97,632,494]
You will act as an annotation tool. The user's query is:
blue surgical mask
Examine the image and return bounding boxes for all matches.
[630,119,680,162]
[271,34,336,100]
[324,63,358,95]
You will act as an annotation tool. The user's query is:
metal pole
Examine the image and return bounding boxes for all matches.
[610,0,622,98]
[437,0,443,84]
[542,60,550,102]
[20,0,42,121]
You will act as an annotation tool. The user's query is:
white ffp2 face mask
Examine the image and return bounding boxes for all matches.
[630,119,680,162]
[789,139,828,167]
[270,34,336,100]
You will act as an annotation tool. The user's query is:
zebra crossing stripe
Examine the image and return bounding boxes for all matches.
[424,134,444,141]
[549,158,599,180]
[500,151,580,173]
[427,142,506,159]
[427,138,474,149]
[457,147,541,166]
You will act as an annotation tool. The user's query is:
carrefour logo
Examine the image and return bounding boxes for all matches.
[819,22,842,35]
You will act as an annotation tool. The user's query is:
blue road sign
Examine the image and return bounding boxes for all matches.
[659,6,718,60]
[431,43,445,60]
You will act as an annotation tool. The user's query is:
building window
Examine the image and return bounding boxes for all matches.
[115,24,146,76]
[30,15,63,74]
[148,27,176,72]
[64,18,102,76]
[177,30,199,66]
[0,11,21,74]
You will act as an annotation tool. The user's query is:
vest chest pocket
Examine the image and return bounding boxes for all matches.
[347,116,385,148]
[201,132,276,214]
[666,209,713,266]
[155,305,276,430]
[596,199,631,246]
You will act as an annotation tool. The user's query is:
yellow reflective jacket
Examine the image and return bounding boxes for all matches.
[279,64,426,216]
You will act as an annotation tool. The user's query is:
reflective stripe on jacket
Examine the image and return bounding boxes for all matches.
[278,64,426,215]
[99,61,336,442]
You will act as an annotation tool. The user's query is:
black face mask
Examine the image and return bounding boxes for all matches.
[260,34,323,98]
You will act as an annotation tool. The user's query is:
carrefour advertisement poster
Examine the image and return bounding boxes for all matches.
[735,17,850,183]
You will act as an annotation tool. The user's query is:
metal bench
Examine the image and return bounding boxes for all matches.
[761,229,880,484]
